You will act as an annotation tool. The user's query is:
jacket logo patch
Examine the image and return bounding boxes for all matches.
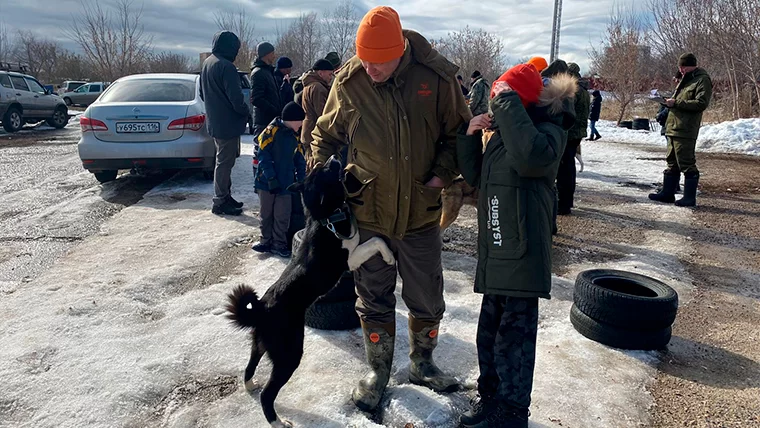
[418,82,432,98]
[489,195,502,247]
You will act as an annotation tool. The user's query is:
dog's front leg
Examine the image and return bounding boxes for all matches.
[347,237,395,271]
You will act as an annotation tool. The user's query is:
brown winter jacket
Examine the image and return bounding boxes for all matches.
[311,30,470,239]
[300,70,330,159]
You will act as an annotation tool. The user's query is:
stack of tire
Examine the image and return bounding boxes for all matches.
[570,269,678,350]
[292,229,361,330]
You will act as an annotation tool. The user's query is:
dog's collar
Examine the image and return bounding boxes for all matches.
[319,205,356,240]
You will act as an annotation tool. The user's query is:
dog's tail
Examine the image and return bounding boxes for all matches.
[225,284,265,330]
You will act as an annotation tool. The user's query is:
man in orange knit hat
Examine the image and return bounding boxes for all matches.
[311,5,470,411]
[526,56,549,73]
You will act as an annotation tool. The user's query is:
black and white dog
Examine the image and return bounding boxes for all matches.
[226,156,394,427]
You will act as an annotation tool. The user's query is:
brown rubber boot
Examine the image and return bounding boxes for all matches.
[408,316,460,393]
[352,321,395,412]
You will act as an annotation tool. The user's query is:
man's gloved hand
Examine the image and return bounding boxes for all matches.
[268,178,281,194]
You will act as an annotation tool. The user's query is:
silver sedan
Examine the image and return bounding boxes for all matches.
[77,74,216,183]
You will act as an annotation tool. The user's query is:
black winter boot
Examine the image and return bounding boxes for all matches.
[675,175,699,207]
[648,172,679,203]
[460,394,497,426]
[462,401,529,428]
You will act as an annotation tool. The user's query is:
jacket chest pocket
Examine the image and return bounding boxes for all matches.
[348,112,388,160]
[484,179,528,260]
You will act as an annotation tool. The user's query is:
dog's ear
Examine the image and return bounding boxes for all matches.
[287,182,305,193]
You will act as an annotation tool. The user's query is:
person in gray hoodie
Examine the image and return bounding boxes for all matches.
[200,30,250,216]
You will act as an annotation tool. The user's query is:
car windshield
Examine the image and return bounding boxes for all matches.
[99,79,196,103]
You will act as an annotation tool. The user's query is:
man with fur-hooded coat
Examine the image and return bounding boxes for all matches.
[455,64,577,427]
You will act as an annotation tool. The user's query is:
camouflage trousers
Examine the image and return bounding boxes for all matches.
[476,294,539,410]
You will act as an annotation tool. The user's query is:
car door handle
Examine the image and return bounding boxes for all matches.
[34,95,39,98]
[16,93,21,96]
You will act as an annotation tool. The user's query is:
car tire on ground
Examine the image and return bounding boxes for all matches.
[305,299,361,331]
[47,107,69,129]
[293,229,361,330]
[2,107,23,133]
[570,304,672,350]
[573,269,678,331]
[64,97,72,106]
[94,170,118,183]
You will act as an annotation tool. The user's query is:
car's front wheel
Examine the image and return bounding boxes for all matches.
[2,107,23,133]
[64,97,72,106]
[94,170,118,183]
[47,107,68,129]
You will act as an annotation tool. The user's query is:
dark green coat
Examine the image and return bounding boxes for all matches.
[568,79,590,140]
[457,75,576,298]
[665,68,712,140]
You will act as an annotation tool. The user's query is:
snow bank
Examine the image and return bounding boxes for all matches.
[697,118,760,155]
[595,118,760,156]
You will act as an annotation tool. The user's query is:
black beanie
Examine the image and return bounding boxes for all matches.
[257,42,275,58]
[281,102,305,121]
[471,70,482,79]
[679,53,697,67]
[312,59,334,71]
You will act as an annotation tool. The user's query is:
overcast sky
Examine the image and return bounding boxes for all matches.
[1,0,640,73]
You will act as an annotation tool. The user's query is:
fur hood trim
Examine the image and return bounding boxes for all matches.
[539,74,577,115]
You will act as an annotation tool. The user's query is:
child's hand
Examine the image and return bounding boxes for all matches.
[467,114,492,136]
[268,178,282,194]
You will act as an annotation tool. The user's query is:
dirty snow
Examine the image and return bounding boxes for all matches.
[0,136,695,427]
[594,118,760,156]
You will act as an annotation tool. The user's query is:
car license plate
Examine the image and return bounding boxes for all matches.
[116,122,160,133]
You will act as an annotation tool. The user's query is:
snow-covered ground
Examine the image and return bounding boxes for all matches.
[595,118,760,156]
[1,136,696,427]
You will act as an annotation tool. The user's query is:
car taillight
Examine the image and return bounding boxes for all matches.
[168,114,205,131]
[80,117,108,132]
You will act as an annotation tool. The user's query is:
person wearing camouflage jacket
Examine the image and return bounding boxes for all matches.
[311,7,469,412]
[650,53,712,207]
[556,62,589,215]
[468,71,490,116]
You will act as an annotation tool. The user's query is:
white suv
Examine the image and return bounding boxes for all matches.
[0,71,69,133]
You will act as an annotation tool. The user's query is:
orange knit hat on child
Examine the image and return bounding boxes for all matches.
[355,6,405,63]
[491,64,543,107]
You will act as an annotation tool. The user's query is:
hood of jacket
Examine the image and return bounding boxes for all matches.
[338,29,458,84]
[212,31,241,63]
[302,70,329,88]
[253,58,274,71]
[530,73,577,130]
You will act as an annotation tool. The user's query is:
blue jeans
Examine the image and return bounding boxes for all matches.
[589,121,599,137]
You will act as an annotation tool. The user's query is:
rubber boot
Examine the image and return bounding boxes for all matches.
[648,172,679,203]
[352,321,395,412]
[675,175,699,207]
[408,317,460,393]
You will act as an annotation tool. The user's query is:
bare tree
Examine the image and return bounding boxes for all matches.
[433,26,506,84]
[148,51,193,73]
[65,0,153,81]
[12,30,62,82]
[0,21,9,63]
[322,0,359,63]
[213,6,256,71]
[589,5,653,124]
[276,13,324,74]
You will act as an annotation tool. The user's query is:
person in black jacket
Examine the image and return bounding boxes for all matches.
[457,75,469,98]
[274,57,295,110]
[588,90,602,141]
[250,42,280,139]
[200,30,250,216]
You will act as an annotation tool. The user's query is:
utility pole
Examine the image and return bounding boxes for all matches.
[550,0,563,62]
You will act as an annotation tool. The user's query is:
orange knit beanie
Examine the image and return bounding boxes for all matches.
[356,6,405,63]
[491,64,543,107]
[527,57,549,73]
